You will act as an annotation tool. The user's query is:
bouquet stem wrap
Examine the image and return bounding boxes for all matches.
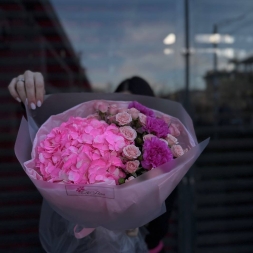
[15,93,209,239]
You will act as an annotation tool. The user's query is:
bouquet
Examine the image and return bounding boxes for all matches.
[33,100,194,186]
[15,93,209,253]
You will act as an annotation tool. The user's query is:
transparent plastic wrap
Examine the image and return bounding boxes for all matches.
[40,200,148,253]
[14,93,209,252]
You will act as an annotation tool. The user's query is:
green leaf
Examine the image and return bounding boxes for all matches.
[118,178,125,185]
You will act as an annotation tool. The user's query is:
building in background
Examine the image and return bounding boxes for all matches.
[164,88,211,126]
[166,54,253,127]
[204,56,253,126]
[0,1,90,252]
[0,0,91,91]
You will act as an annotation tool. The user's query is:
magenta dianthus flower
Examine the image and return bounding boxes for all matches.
[128,101,155,117]
[141,137,173,170]
[144,116,170,138]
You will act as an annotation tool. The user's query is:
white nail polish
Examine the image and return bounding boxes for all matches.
[31,103,36,110]
[37,100,42,107]
[16,97,21,103]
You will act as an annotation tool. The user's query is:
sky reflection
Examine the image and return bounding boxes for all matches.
[51,0,253,95]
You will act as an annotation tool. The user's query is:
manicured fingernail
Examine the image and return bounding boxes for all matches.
[37,100,41,107]
[16,97,21,103]
[31,103,36,110]
[25,98,28,105]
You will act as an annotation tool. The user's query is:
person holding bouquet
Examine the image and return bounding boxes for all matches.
[8,71,192,253]
[8,70,45,110]
[115,76,177,253]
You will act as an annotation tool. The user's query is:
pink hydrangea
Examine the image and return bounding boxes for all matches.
[36,117,129,185]
[141,137,173,170]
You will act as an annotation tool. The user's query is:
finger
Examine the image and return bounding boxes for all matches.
[16,75,27,104]
[34,72,45,107]
[8,77,21,102]
[24,70,36,109]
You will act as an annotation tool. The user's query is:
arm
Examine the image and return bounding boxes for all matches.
[8,70,45,109]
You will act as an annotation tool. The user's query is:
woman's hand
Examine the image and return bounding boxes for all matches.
[8,70,45,109]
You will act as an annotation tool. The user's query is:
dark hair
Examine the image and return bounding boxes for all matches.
[115,76,155,97]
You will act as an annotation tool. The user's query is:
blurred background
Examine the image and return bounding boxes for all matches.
[0,0,252,252]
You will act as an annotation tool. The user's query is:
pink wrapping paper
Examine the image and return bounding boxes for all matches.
[15,93,209,231]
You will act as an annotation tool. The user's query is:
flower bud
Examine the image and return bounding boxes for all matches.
[135,137,143,145]
[118,178,125,185]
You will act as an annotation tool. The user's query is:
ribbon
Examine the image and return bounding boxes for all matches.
[74,225,95,239]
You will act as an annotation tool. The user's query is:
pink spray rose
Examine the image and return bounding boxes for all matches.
[162,115,171,125]
[143,134,155,141]
[118,108,126,113]
[125,160,140,173]
[125,176,135,183]
[94,101,109,113]
[107,115,116,124]
[159,138,168,145]
[128,101,155,117]
[165,134,178,146]
[171,145,184,157]
[109,104,118,115]
[169,123,180,137]
[99,103,108,113]
[123,145,141,159]
[86,113,99,120]
[116,112,132,126]
[120,126,137,141]
[139,113,147,126]
[128,108,140,120]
